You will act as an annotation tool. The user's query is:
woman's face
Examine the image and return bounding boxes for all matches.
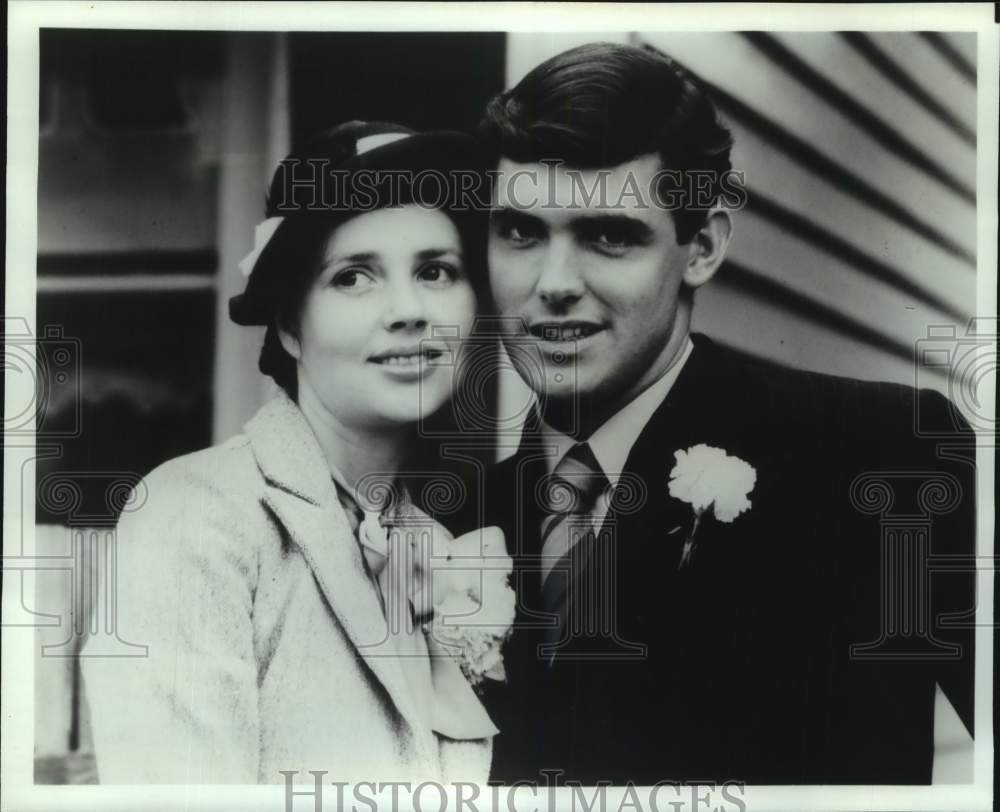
[282,205,477,429]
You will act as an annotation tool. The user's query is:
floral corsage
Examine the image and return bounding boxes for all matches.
[426,525,516,688]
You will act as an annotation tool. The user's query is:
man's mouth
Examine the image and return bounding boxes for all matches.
[369,347,445,366]
[528,321,605,342]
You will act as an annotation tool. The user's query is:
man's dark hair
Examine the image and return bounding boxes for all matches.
[479,42,733,244]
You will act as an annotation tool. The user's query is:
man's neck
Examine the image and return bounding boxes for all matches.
[541,333,694,441]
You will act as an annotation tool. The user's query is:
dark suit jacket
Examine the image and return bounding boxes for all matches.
[467,334,975,785]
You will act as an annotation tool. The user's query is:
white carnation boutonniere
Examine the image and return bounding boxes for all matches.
[426,526,516,689]
[668,444,757,569]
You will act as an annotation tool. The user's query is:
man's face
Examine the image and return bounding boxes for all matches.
[488,153,695,416]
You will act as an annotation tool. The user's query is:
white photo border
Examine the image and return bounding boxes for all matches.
[4,3,996,812]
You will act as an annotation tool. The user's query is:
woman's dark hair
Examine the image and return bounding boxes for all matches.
[479,42,733,244]
[256,216,339,399]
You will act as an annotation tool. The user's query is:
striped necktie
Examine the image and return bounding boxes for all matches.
[539,442,608,589]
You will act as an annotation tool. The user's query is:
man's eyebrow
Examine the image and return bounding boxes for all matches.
[489,207,547,227]
[571,214,654,239]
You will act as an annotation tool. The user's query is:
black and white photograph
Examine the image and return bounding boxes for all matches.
[3,3,996,811]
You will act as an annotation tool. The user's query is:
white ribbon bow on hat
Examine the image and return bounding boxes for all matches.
[237,216,284,279]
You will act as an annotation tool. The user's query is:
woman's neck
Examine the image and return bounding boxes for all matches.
[295,382,410,493]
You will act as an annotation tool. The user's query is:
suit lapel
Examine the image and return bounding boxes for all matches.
[606,347,711,569]
[245,395,423,734]
[569,337,724,640]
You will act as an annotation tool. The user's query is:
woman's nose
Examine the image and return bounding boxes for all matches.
[383,279,428,331]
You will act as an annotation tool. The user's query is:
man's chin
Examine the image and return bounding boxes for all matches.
[536,379,611,436]
[537,375,584,404]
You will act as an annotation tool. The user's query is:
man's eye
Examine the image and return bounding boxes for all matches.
[417,262,460,285]
[592,229,633,249]
[331,268,376,290]
[494,219,544,245]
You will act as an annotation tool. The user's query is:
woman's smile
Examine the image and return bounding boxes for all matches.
[368,346,444,382]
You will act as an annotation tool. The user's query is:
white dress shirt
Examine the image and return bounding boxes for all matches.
[539,336,694,531]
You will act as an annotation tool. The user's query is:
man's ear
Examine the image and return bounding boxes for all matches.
[682,208,733,289]
[277,324,302,361]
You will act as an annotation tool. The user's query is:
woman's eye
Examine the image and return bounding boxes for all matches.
[417,262,459,285]
[330,268,376,291]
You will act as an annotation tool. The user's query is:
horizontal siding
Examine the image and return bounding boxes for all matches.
[730,208,962,351]
[730,122,975,316]
[770,33,975,191]
[636,31,976,396]
[866,32,976,132]
[640,33,976,224]
[693,274,934,388]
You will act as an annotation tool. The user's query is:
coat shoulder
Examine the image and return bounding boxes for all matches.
[138,432,261,504]
[702,338,968,440]
[111,430,263,566]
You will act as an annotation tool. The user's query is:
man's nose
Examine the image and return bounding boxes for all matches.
[383,278,428,331]
[536,237,584,308]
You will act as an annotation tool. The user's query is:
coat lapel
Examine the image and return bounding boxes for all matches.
[605,343,712,571]
[244,395,423,734]
[565,336,725,643]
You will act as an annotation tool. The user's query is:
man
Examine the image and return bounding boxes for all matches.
[472,42,975,785]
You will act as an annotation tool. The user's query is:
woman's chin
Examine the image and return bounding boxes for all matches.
[368,399,449,429]
[368,383,452,423]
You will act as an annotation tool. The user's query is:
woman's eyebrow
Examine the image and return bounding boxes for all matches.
[325,250,379,264]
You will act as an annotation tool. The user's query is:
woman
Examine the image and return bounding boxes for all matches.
[81,122,506,784]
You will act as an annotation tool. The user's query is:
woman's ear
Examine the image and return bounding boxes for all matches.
[683,208,733,289]
[277,324,302,361]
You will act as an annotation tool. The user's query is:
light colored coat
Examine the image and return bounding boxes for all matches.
[81,394,494,784]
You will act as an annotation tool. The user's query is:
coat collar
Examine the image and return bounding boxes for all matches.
[243,394,497,747]
[244,392,333,506]
[243,394,435,747]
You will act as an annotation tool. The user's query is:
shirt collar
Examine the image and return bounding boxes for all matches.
[328,460,396,517]
[540,336,694,486]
